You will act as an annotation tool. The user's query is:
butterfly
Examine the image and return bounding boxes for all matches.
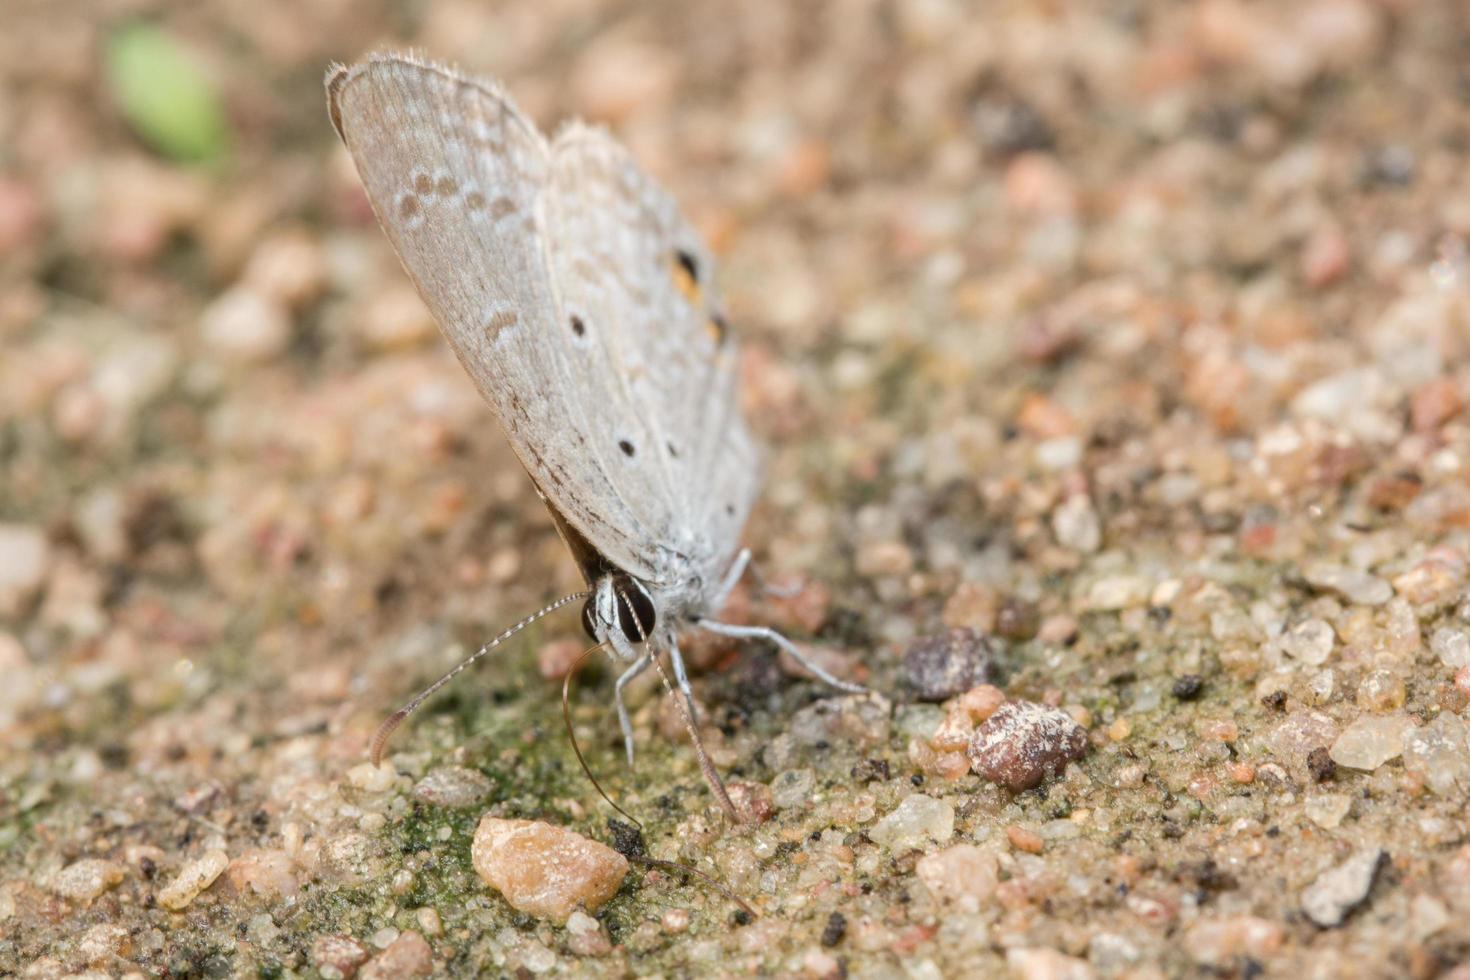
[327,53,863,820]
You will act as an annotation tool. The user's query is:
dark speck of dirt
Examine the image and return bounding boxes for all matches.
[732,909,752,926]
[1172,675,1204,701]
[1261,690,1288,711]
[607,818,646,859]
[1308,747,1337,783]
[821,911,847,947]
[851,758,891,782]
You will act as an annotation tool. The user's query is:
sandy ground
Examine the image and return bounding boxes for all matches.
[5,0,1470,977]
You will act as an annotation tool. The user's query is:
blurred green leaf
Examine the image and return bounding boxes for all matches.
[105,23,229,164]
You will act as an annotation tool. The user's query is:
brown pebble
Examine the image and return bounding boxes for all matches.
[1367,472,1423,511]
[995,597,1040,640]
[1006,825,1044,854]
[903,628,1000,702]
[311,934,369,977]
[1411,378,1462,432]
[470,817,628,923]
[727,780,775,824]
[359,930,433,980]
[967,700,1088,791]
[1307,746,1337,782]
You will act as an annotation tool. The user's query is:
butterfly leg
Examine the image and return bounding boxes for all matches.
[711,548,751,610]
[613,652,653,766]
[667,632,701,725]
[695,619,867,694]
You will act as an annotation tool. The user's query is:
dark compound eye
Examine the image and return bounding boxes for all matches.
[618,439,635,457]
[570,315,586,337]
[614,579,657,642]
[580,597,599,641]
[582,576,658,644]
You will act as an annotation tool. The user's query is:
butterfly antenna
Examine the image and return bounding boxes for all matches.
[616,585,745,825]
[370,590,591,766]
[562,641,644,828]
[629,854,758,919]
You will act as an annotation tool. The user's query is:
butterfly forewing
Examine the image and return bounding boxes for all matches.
[328,55,666,581]
[547,126,759,580]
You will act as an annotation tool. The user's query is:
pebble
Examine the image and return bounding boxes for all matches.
[156,850,228,910]
[915,844,998,904]
[867,794,955,851]
[226,848,298,899]
[1005,946,1095,980]
[1185,915,1284,966]
[357,282,438,351]
[1329,714,1413,770]
[200,286,292,362]
[359,930,433,979]
[1051,494,1101,552]
[242,227,327,309]
[1279,618,1335,665]
[1266,710,1340,779]
[76,922,130,963]
[1402,714,1470,796]
[50,859,124,901]
[942,582,999,632]
[1430,626,1470,668]
[311,934,369,978]
[470,817,628,924]
[1301,848,1387,927]
[1302,562,1393,606]
[1410,377,1462,432]
[346,761,397,792]
[967,701,1088,791]
[1304,794,1352,829]
[0,523,49,617]
[1083,575,1152,612]
[564,908,612,956]
[902,628,1000,701]
[412,766,493,808]
[726,780,775,824]
[787,694,892,748]
[771,768,817,810]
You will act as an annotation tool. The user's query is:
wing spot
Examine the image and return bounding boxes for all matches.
[570,315,586,337]
[707,313,729,346]
[725,504,736,516]
[436,174,459,197]
[465,190,486,210]
[675,249,700,282]
[485,309,519,338]
[398,194,422,221]
[488,197,517,220]
[619,439,636,458]
[413,173,434,195]
[671,250,701,304]
[666,442,679,458]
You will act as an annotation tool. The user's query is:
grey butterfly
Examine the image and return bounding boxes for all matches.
[326,53,861,819]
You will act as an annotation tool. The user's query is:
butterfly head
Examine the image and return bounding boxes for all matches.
[582,573,657,647]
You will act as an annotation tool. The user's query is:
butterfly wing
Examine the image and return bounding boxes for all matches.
[547,125,760,586]
[327,54,665,581]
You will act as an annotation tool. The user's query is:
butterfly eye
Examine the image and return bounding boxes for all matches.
[670,249,701,304]
[570,315,587,338]
[618,439,636,457]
